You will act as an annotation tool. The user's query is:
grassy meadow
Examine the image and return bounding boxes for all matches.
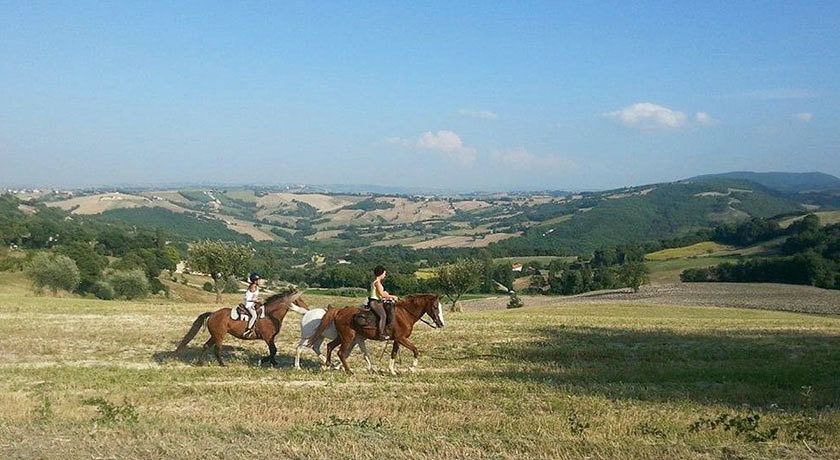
[0,273,838,459]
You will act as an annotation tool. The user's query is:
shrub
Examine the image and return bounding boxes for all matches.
[25,253,80,294]
[82,397,138,425]
[108,270,150,299]
[202,281,214,292]
[0,253,21,272]
[92,281,115,300]
[149,278,168,296]
[506,291,524,309]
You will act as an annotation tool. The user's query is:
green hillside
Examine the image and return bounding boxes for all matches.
[492,179,804,255]
[691,171,840,193]
[99,208,252,243]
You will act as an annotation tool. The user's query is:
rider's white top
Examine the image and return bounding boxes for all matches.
[244,289,259,309]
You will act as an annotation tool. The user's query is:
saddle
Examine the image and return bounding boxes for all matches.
[352,308,379,329]
[355,299,395,337]
[230,303,265,321]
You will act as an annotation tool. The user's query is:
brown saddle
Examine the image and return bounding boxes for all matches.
[235,303,264,320]
[352,308,378,329]
[354,301,395,338]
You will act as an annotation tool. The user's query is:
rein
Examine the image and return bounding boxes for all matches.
[419,317,439,328]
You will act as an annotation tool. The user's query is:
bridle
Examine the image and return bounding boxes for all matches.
[419,308,441,329]
[420,317,439,328]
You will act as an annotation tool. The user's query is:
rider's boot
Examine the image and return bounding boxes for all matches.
[244,319,257,338]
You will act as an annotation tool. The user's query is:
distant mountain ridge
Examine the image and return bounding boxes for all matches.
[14,170,837,256]
[689,171,840,193]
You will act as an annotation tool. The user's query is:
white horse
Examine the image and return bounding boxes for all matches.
[294,308,374,371]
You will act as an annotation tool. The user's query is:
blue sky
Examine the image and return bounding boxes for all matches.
[1,1,838,191]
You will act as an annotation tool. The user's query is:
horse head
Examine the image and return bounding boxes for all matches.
[427,294,445,328]
[288,291,310,314]
[263,290,309,314]
[403,294,445,328]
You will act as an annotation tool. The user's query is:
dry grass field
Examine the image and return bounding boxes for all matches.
[48,193,189,215]
[780,210,840,228]
[645,242,734,261]
[1,273,838,459]
[409,232,519,249]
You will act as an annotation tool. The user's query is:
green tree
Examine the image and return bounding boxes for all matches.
[56,241,108,293]
[107,269,150,300]
[187,240,252,302]
[619,261,650,293]
[492,263,515,292]
[436,258,483,312]
[528,273,548,293]
[25,253,80,295]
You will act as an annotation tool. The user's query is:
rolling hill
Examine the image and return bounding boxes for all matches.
[690,171,840,193]
[490,178,805,254]
[17,171,835,256]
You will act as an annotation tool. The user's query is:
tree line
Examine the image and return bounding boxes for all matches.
[682,215,839,289]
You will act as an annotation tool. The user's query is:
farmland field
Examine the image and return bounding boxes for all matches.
[645,242,733,261]
[1,274,838,459]
[646,256,737,284]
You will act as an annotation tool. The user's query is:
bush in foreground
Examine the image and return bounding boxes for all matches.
[507,291,524,309]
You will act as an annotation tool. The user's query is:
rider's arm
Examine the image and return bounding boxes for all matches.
[375,280,397,300]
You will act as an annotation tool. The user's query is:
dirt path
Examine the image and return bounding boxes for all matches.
[463,282,840,315]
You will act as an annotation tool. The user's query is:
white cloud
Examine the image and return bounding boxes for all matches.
[793,112,813,122]
[386,130,477,165]
[695,112,719,126]
[492,147,574,171]
[458,109,499,120]
[604,102,687,129]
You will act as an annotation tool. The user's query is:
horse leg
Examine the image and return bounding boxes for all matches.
[389,341,400,376]
[338,332,356,375]
[313,339,327,366]
[212,341,225,367]
[357,339,373,373]
[208,331,225,366]
[325,338,341,371]
[261,339,278,367]
[294,338,306,370]
[199,338,213,365]
[397,337,421,372]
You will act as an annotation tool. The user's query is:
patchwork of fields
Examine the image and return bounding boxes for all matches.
[1,275,838,459]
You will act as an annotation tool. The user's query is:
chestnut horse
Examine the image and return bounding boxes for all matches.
[174,291,308,366]
[309,294,445,375]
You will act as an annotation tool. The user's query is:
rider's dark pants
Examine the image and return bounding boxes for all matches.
[369,299,387,336]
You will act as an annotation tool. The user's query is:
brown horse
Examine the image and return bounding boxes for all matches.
[175,291,309,366]
[309,294,445,375]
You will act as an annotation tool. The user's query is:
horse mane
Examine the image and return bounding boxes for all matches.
[263,290,300,305]
[402,293,439,303]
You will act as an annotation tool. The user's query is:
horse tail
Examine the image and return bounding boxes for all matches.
[307,307,340,346]
[175,312,212,354]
